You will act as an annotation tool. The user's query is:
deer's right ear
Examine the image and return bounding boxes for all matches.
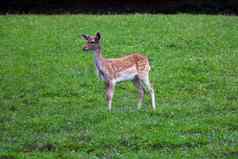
[95,32,101,41]
[81,34,88,40]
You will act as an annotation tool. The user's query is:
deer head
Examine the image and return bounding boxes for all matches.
[81,32,101,52]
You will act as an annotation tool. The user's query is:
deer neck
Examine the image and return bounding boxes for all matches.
[94,47,104,72]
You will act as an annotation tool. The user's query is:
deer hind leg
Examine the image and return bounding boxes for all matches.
[132,76,145,109]
[140,74,156,110]
[106,81,115,112]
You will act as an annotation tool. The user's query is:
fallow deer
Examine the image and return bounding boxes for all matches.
[81,32,156,111]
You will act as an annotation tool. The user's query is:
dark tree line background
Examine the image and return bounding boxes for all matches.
[1,0,238,14]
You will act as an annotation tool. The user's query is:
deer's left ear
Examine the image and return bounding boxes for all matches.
[96,32,101,41]
[81,34,89,40]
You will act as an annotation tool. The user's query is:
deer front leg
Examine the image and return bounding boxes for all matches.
[106,81,115,111]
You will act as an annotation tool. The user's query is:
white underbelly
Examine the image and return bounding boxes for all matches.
[114,67,137,83]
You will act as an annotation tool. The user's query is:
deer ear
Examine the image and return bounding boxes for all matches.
[81,34,88,40]
[96,32,101,41]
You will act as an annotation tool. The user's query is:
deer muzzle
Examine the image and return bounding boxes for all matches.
[83,46,89,51]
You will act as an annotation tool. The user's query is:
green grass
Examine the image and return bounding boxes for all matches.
[0,14,238,159]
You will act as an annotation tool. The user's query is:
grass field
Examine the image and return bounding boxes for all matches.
[0,14,238,159]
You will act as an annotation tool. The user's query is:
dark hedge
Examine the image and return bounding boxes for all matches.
[1,0,238,14]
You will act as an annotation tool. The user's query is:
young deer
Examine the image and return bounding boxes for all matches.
[81,32,156,111]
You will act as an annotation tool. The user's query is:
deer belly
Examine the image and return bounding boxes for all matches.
[114,67,137,83]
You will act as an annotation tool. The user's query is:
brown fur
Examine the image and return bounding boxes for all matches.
[100,53,150,80]
[81,32,156,111]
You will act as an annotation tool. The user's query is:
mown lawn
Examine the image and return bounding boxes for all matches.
[0,14,238,159]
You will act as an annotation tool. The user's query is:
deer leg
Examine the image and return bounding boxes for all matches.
[106,81,115,111]
[132,77,145,109]
[141,75,156,110]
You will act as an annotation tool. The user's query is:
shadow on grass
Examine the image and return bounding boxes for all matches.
[148,141,208,150]
[23,143,56,152]
[0,155,16,159]
[224,151,238,158]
